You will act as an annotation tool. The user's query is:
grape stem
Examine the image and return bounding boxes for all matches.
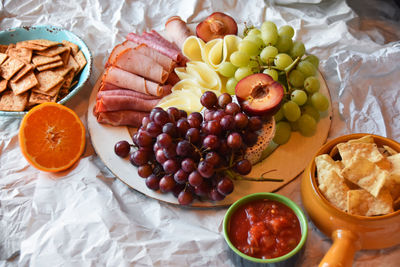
[225,169,283,182]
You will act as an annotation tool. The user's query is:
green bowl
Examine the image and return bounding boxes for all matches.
[0,25,92,116]
[223,193,308,266]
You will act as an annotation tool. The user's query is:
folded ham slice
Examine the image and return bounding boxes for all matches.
[135,44,176,72]
[105,40,137,68]
[165,16,192,49]
[96,110,148,128]
[95,94,160,113]
[112,48,168,84]
[97,88,161,101]
[102,66,163,96]
[99,82,172,97]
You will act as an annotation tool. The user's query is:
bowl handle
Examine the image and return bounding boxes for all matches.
[319,229,361,267]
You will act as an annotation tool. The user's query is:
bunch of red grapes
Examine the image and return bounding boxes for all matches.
[114,91,263,205]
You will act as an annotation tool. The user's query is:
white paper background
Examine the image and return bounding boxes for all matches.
[1,0,400,266]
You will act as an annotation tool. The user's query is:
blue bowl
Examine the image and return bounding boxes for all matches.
[0,25,92,116]
[223,193,308,267]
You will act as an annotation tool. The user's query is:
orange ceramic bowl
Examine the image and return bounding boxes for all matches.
[301,133,400,267]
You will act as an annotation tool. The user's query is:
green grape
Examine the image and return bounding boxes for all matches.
[247,28,261,36]
[226,78,238,95]
[290,119,300,131]
[261,21,278,33]
[238,40,259,57]
[275,35,293,53]
[304,54,319,68]
[263,68,278,81]
[297,60,316,77]
[274,108,284,122]
[283,100,301,122]
[278,25,295,38]
[302,104,320,122]
[311,92,329,111]
[235,66,253,81]
[291,89,307,106]
[298,114,317,136]
[260,46,278,64]
[243,35,264,49]
[274,53,293,70]
[304,76,320,93]
[230,51,250,67]
[288,69,305,88]
[290,41,305,59]
[261,30,278,46]
[217,62,237,78]
[273,121,291,145]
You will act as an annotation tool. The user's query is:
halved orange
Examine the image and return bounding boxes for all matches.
[19,102,86,172]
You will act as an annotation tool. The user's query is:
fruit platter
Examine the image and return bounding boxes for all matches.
[87,13,332,207]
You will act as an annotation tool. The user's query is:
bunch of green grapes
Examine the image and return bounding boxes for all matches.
[216,21,329,144]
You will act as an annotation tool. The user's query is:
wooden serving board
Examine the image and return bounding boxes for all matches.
[87,71,332,207]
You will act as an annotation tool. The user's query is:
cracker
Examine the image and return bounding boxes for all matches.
[60,47,71,65]
[74,50,87,73]
[7,47,32,63]
[347,189,393,216]
[0,80,7,93]
[52,66,73,77]
[36,60,64,71]
[0,53,8,65]
[11,64,34,82]
[0,89,28,111]
[5,44,16,53]
[16,41,47,51]
[319,169,350,211]
[28,90,57,106]
[35,70,64,92]
[341,157,388,197]
[62,40,79,56]
[33,78,64,97]
[35,46,69,57]
[61,70,74,89]
[32,54,62,67]
[0,45,8,53]
[66,54,79,73]
[27,39,60,47]
[9,71,38,95]
[0,57,25,80]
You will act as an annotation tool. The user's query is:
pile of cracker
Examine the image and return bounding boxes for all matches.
[315,135,400,216]
[0,39,86,111]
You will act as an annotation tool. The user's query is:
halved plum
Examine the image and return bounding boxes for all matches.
[235,73,284,116]
[196,12,238,42]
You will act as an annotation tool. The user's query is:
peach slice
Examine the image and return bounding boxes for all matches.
[196,12,238,42]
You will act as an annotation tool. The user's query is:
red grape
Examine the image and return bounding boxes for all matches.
[200,91,218,109]
[114,140,131,158]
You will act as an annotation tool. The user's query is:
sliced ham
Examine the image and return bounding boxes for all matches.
[99,82,172,97]
[165,16,192,49]
[102,66,163,96]
[96,110,148,128]
[99,82,120,91]
[96,88,161,101]
[95,94,160,113]
[166,71,180,86]
[126,31,186,63]
[112,48,168,84]
[105,40,137,68]
[135,44,176,72]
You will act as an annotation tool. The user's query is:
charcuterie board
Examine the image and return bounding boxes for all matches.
[87,70,332,207]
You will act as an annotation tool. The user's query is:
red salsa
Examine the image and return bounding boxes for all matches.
[228,199,301,259]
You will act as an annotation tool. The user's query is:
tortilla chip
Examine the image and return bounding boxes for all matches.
[74,50,87,73]
[32,54,62,67]
[36,60,64,71]
[0,89,28,111]
[0,80,7,93]
[62,40,79,56]
[27,39,60,47]
[7,47,32,63]
[11,64,34,82]
[9,71,38,95]
[28,90,57,106]
[347,189,393,216]
[382,145,398,156]
[319,169,350,211]
[35,70,64,92]
[338,142,385,166]
[16,41,48,51]
[394,197,400,211]
[35,46,69,57]
[0,53,8,65]
[347,135,374,144]
[60,47,71,65]
[315,154,343,185]
[388,153,400,183]
[0,57,25,80]
[0,45,8,53]
[341,157,388,197]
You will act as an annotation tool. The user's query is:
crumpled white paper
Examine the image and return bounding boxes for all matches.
[1,0,400,266]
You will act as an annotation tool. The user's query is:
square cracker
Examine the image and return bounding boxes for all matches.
[60,47,71,65]
[0,53,8,65]
[62,40,79,56]
[66,54,79,73]
[61,70,74,89]
[347,189,393,216]
[0,57,25,80]
[0,80,7,93]
[11,64,34,82]
[9,71,38,95]
[0,45,8,53]
[0,89,28,111]
[35,70,64,92]
[7,47,32,63]
[74,50,87,73]
[27,39,60,47]
[35,46,69,57]
[319,169,350,211]
[33,79,64,97]
[52,65,73,77]
[16,41,47,51]
[341,157,388,197]
[32,54,62,67]
[36,60,63,71]
[28,90,57,106]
